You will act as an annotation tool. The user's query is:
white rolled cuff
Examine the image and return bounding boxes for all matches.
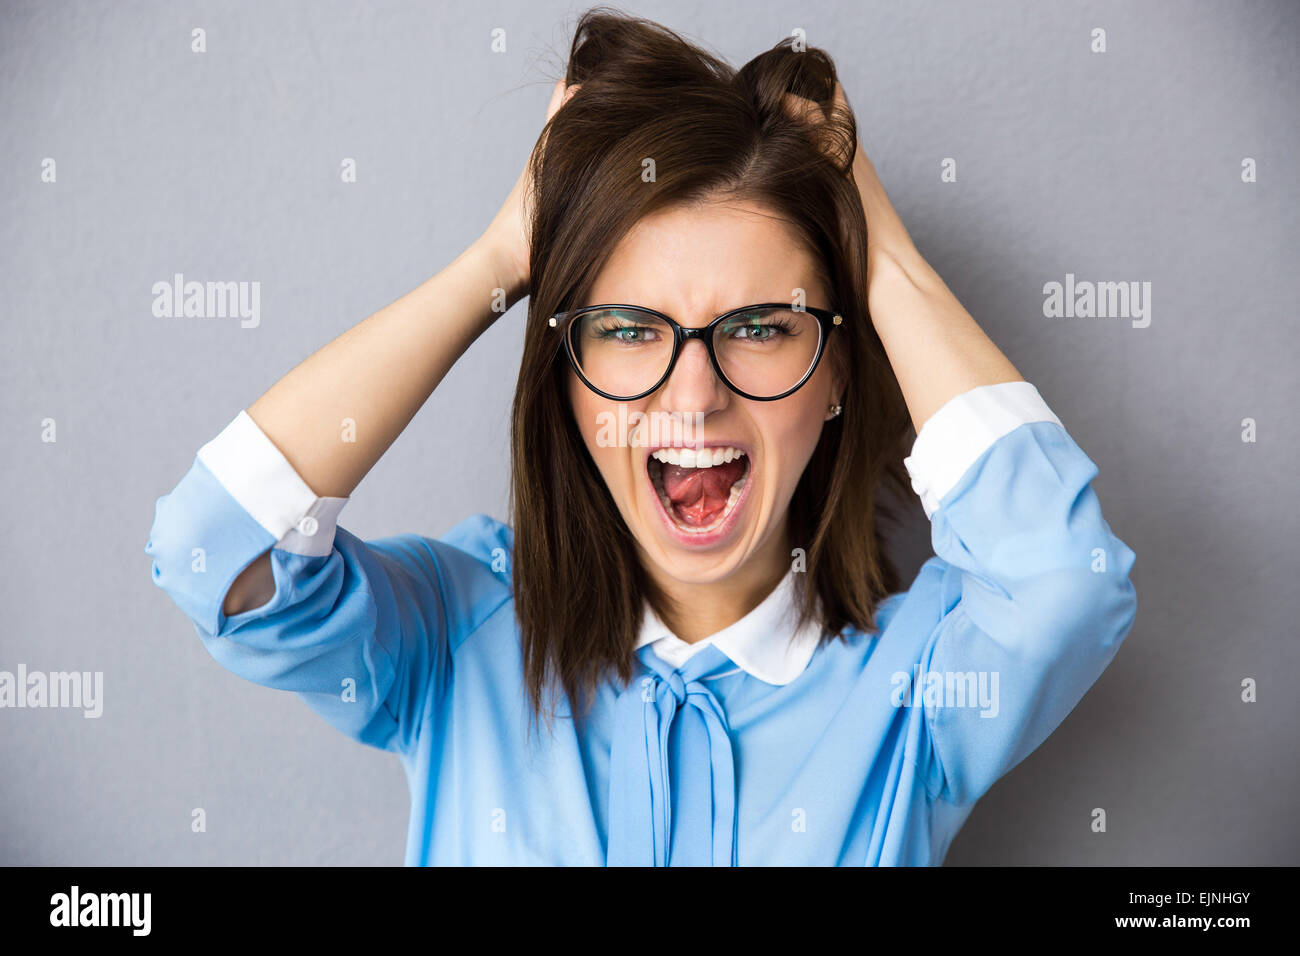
[196,410,349,556]
[903,381,1063,519]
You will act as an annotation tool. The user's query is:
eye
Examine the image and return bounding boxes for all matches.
[733,323,776,341]
[720,312,797,342]
[593,321,661,343]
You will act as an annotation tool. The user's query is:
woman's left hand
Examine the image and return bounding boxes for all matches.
[782,81,1024,435]
[782,83,922,293]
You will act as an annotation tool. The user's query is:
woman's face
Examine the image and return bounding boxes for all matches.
[567,197,845,586]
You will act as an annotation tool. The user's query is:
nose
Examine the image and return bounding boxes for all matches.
[656,336,730,417]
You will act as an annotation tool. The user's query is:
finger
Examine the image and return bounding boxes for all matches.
[545,80,582,122]
[830,81,849,112]
[828,81,854,126]
[545,79,566,120]
[781,91,824,125]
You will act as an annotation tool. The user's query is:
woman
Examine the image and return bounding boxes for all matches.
[145,10,1137,865]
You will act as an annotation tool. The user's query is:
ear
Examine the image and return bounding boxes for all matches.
[825,336,848,420]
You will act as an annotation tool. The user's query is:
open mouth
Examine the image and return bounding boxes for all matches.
[647,447,750,535]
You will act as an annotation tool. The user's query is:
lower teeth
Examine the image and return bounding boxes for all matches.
[649,457,748,534]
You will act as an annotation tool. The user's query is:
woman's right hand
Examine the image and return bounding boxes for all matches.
[479,79,581,306]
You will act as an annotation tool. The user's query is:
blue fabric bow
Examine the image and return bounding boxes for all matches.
[607,642,739,866]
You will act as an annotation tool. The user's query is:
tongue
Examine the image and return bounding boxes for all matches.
[661,459,746,526]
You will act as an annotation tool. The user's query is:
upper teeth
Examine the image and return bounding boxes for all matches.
[650,447,746,468]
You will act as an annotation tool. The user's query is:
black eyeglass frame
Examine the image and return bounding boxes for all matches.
[549,302,843,402]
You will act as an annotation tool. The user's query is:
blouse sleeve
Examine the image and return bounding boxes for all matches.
[144,410,512,756]
[902,381,1138,807]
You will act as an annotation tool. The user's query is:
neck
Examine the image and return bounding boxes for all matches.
[642,513,791,644]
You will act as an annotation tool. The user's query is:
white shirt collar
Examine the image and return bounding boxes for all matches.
[634,574,822,686]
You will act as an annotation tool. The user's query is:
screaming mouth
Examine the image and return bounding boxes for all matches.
[647,447,749,534]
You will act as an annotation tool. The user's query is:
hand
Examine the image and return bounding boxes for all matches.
[782,83,921,287]
[479,79,581,305]
[785,84,1022,434]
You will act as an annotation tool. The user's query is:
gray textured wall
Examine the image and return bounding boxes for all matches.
[2,0,1296,865]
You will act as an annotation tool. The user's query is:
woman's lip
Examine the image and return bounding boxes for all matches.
[644,452,754,549]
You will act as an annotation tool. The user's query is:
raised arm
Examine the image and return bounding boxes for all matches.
[786,82,1135,807]
[834,85,1137,805]
[841,90,1024,434]
[146,82,576,753]
[782,82,1024,433]
[221,80,577,616]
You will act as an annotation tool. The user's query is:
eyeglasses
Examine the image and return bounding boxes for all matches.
[549,302,842,401]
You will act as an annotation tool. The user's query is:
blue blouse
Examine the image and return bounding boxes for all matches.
[144,381,1137,865]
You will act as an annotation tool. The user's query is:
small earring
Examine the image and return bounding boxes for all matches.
[827,403,843,419]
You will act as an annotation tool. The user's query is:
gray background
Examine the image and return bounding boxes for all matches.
[1,0,1296,865]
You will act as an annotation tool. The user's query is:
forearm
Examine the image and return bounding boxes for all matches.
[866,247,1024,437]
[850,143,1022,435]
[246,237,515,499]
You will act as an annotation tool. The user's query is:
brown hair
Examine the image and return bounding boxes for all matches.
[509,7,913,732]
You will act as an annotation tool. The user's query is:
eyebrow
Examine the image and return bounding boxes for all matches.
[577,301,809,318]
